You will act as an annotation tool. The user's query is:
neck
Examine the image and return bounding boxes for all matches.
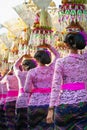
[38,63,45,66]
[69,49,78,54]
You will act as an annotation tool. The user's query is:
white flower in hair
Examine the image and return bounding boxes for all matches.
[72,43,76,48]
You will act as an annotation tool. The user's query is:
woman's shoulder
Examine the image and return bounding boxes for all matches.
[55,55,76,69]
[56,56,69,63]
[27,67,37,75]
[82,52,87,59]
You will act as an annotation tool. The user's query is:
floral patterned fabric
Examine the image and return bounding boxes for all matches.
[5,75,19,102]
[0,82,7,105]
[0,82,3,104]
[50,53,87,107]
[24,46,60,106]
[15,71,29,108]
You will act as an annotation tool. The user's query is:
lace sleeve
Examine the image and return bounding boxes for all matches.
[49,59,63,107]
[24,70,34,93]
[49,46,60,68]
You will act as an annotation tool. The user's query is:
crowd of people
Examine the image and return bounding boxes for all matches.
[0,32,87,130]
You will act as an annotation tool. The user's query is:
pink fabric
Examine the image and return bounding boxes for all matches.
[24,46,60,106]
[0,83,7,105]
[61,82,85,91]
[50,53,87,107]
[32,88,51,93]
[2,75,19,102]
[6,75,19,90]
[19,87,24,93]
[2,94,7,98]
[0,94,2,98]
[14,71,29,108]
[7,90,18,97]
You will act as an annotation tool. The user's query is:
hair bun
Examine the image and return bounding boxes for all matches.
[64,33,86,50]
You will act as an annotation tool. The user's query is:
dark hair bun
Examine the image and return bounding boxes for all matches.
[34,50,51,65]
[22,59,37,70]
[64,33,86,50]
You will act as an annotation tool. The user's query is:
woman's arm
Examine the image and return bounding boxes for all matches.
[50,59,63,107]
[47,45,60,66]
[46,59,63,123]
[0,75,7,84]
[14,56,23,73]
[37,44,60,66]
[48,45,60,58]
[14,54,32,73]
[24,69,34,93]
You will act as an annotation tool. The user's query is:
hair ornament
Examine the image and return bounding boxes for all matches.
[72,43,76,48]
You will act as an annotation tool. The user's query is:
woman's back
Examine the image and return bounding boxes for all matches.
[60,54,87,84]
[32,66,54,88]
[53,53,87,106]
[25,64,55,106]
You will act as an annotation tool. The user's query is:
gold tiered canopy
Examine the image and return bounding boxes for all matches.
[0,0,87,71]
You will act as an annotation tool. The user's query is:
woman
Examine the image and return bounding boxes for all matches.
[0,69,9,130]
[14,54,37,130]
[0,82,8,130]
[24,44,60,130]
[4,67,19,130]
[0,79,3,130]
[47,33,87,129]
